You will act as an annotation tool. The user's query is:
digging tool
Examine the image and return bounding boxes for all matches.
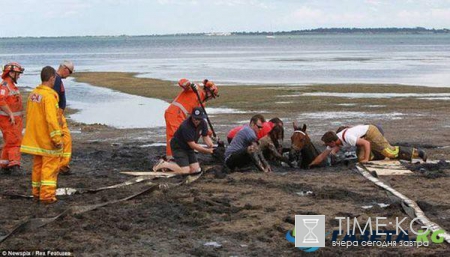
[191,82,225,147]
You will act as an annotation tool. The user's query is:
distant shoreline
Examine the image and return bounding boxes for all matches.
[2,27,449,39]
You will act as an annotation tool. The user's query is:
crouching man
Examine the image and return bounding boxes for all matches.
[224,114,271,172]
[309,124,427,167]
[21,66,63,204]
[154,107,213,174]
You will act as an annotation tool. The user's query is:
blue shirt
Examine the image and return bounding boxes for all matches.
[225,125,257,160]
[53,74,66,110]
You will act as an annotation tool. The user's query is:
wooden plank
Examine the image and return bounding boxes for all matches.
[364,160,412,176]
[121,171,177,177]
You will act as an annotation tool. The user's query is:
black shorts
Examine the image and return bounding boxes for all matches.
[170,139,198,167]
[225,148,252,170]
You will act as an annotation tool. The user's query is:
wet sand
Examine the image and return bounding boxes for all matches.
[0,72,449,256]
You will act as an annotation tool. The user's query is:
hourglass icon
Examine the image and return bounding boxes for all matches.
[303,219,319,243]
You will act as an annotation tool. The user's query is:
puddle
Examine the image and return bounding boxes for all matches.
[364,105,386,108]
[302,92,450,99]
[337,103,357,106]
[299,111,404,120]
[64,79,243,129]
[140,143,166,148]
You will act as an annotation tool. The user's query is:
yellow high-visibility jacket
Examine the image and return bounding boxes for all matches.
[21,85,62,157]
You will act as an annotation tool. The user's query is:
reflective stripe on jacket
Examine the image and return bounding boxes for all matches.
[21,85,63,157]
[0,78,23,113]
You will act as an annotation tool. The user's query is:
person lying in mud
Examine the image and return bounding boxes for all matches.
[224,114,272,172]
[226,116,283,144]
[153,107,214,174]
[309,124,427,167]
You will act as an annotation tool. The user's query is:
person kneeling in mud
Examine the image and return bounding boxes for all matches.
[258,124,292,166]
[224,114,271,172]
[309,124,427,167]
[153,107,213,174]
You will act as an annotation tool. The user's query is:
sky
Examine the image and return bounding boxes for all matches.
[2,0,450,37]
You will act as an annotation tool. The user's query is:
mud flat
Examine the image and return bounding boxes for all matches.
[0,72,449,256]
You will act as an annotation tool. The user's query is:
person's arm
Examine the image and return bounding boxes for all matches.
[0,105,15,125]
[44,95,62,149]
[187,141,213,154]
[309,147,335,167]
[203,135,214,148]
[0,88,15,125]
[355,138,371,163]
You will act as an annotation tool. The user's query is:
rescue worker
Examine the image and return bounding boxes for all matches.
[164,79,218,160]
[54,61,74,174]
[21,66,63,204]
[309,124,427,167]
[154,107,214,174]
[0,62,25,174]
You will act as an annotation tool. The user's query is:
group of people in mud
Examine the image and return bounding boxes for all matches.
[0,65,428,204]
[1,61,74,203]
[153,79,428,175]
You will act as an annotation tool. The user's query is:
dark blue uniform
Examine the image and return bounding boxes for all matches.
[171,117,208,167]
[53,74,66,110]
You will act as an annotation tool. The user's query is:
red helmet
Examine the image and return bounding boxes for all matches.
[2,62,24,79]
[178,78,191,90]
[203,80,219,98]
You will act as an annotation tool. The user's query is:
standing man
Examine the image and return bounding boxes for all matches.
[154,107,214,174]
[165,79,218,161]
[224,114,271,172]
[21,66,63,204]
[54,61,74,174]
[0,62,25,174]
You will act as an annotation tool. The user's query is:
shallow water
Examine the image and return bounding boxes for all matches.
[64,79,242,128]
[3,34,450,87]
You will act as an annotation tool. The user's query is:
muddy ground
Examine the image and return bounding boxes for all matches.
[1,77,450,256]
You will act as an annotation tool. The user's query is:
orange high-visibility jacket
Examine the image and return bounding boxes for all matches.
[165,88,206,119]
[0,77,23,115]
[21,85,62,157]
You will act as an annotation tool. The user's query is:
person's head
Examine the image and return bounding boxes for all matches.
[41,66,57,87]
[336,126,349,133]
[269,117,283,127]
[202,79,219,102]
[269,124,284,150]
[2,62,24,83]
[249,114,265,134]
[191,107,206,127]
[57,60,74,79]
[321,131,340,148]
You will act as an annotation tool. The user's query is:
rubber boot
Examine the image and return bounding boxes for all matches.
[412,148,428,162]
[398,146,413,162]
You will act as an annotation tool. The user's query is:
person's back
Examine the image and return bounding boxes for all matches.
[225,125,257,160]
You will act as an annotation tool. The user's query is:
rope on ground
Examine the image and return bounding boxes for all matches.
[0,172,203,244]
[356,163,450,244]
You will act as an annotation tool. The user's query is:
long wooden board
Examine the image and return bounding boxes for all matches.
[363,160,413,176]
[120,171,177,177]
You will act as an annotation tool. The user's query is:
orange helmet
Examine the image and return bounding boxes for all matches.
[203,79,219,98]
[2,62,24,79]
[178,78,191,90]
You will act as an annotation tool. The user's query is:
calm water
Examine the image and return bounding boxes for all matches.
[2,34,450,86]
[2,35,450,128]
